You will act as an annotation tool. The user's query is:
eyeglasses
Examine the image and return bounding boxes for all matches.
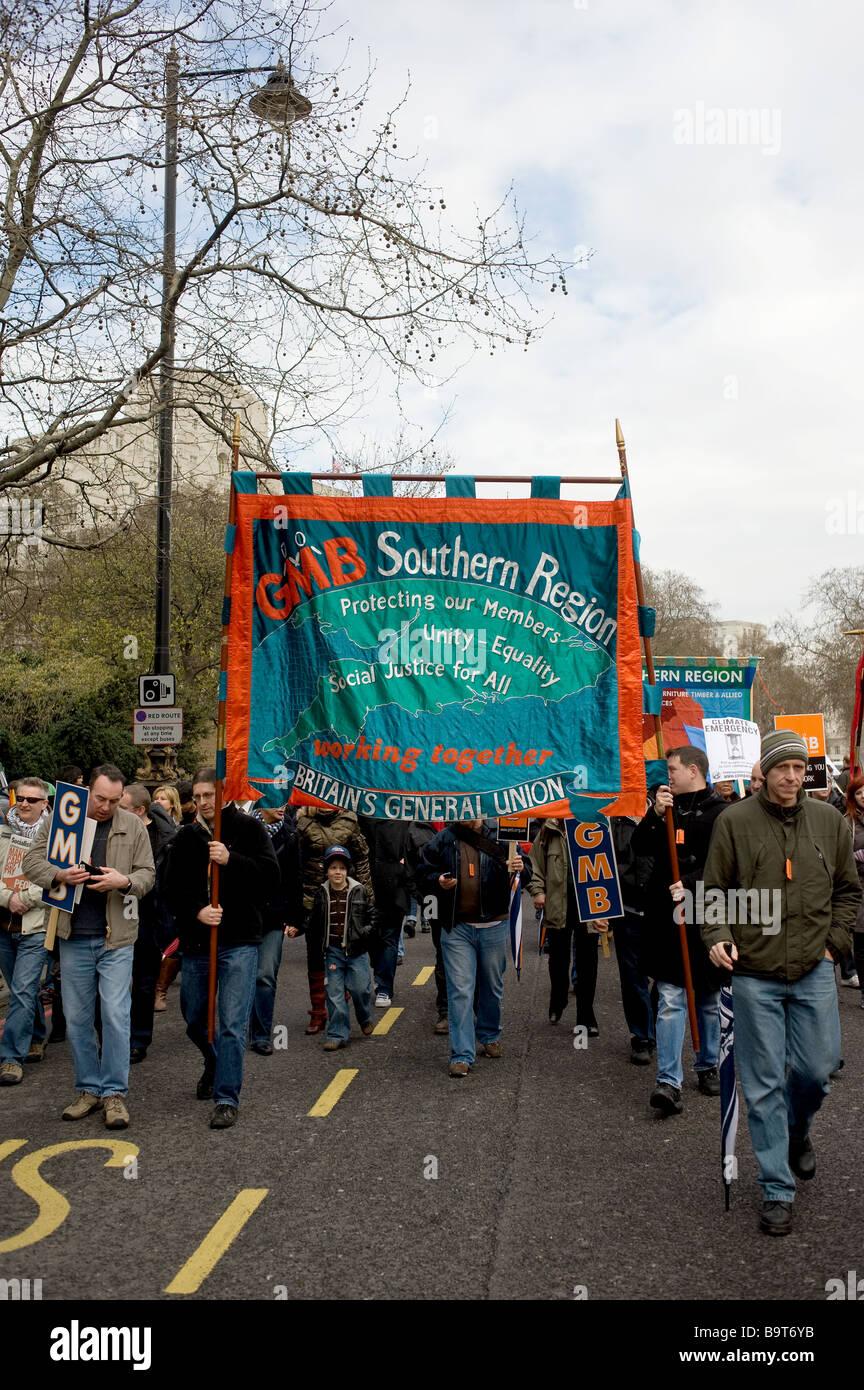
[16,796,46,805]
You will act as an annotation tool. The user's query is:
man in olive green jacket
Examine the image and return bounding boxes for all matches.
[24,765,154,1128]
[701,730,859,1237]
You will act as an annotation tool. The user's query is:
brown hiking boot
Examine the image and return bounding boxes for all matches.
[25,1040,46,1063]
[481,1041,503,1059]
[361,1022,374,1036]
[449,1061,470,1078]
[103,1095,130,1129]
[62,1091,103,1120]
[0,1061,23,1086]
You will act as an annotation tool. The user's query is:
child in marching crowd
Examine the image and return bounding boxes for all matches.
[305,845,377,1050]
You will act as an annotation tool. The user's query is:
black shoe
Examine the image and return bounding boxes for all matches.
[403,917,417,939]
[650,1082,683,1115]
[697,1067,721,1096]
[549,1011,562,1024]
[789,1137,816,1181]
[196,1070,215,1100]
[760,1201,793,1236]
[129,1046,147,1064]
[48,1029,66,1044]
[210,1104,238,1129]
[630,1040,653,1066]
[251,1041,273,1056]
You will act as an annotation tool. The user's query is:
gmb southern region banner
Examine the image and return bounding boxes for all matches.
[223,487,647,820]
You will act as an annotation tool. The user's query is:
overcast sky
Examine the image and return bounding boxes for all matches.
[311,0,863,629]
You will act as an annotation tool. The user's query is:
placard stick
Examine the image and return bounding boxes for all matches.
[617,419,699,1051]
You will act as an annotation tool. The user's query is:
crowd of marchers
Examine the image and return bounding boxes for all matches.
[0,731,862,1237]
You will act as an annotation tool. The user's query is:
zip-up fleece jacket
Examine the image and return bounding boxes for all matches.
[416,821,528,932]
[527,820,572,930]
[297,807,374,914]
[305,876,376,959]
[165,804,280,954]
[0,822,50,935]
[701,788,859,980]
[23,811,155,949]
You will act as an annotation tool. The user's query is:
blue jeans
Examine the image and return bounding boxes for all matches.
[181,946,258,1108]
[441,918,507,1065]
[59,937,134,1097]
[655,981,719,1088]
[371,907,402,998]
[733,960,841,1203]
[324,944,372,1042]
[0,931,47,1063]
[249,929,284,1045]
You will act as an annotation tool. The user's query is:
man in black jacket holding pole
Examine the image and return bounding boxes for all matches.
[164,769,279,1129]
[632,746,728,1116]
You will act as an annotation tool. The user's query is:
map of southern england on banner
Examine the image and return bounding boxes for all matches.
[223,483,647,821]
[640,657,759,775]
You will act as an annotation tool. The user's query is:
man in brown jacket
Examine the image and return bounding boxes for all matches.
[24,764,154,1128]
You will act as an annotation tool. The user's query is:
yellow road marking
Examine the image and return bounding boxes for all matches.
[307,1068,358,1116]
[372,1006,403,1035]
[0,1139,138,1254]
[164,1189,268,1294]
[412,966,434,986]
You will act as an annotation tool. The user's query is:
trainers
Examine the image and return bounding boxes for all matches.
[25,1040,46,1063]
[481,1041,502,1059]
[650,1082,683,1116]
[210,1104,238,1129]
[630,1040,653,1066]
[360,1021,374,1036]
[789,1137,816,1181]
[449,1061,470,1078]
[0,1061,23,1086]
[697,1068,721,1096]
[196,1070,215,1100]
[323,1039,348,1051]
[433,1013,449,1035]
[62,1091,103,1121]
[103,1095,130,1129]
[375,992,392,1008]
[760,1201,793,1236]
[842,973,860,987]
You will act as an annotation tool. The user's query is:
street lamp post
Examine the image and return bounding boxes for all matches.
[153,54,311,682]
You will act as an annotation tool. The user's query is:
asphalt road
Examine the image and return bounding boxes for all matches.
[1,921,863,1305]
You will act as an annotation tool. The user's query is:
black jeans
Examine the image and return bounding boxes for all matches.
[548,915,598,1024]
[431,917,448,1014]
[130,918,162,1050]
[612,910,656,1046]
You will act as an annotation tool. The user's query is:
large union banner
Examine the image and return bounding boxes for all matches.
[223,488,647,820]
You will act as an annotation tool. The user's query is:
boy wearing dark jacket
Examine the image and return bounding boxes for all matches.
[164,770,280,1129]
[305,846,375,1050]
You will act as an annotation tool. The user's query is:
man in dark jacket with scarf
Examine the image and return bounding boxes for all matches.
[418,819,527,1077]
[702,729,860,1236]
[165,769,279,1129]
[248,802,303,1054]
[632,746,727,1116]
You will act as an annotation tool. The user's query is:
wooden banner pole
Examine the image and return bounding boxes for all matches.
[616,418,700,1052]
[207,415,241,1043]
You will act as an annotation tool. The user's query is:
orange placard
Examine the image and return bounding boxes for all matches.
[774,713,825,758]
